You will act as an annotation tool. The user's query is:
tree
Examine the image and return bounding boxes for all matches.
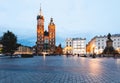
[0,37,2,53]
[1,30,18,57]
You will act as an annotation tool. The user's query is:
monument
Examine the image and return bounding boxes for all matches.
[103,33,118,56]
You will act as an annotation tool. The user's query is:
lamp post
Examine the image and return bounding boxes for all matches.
[93,47,94,54]
[92,45,96,58]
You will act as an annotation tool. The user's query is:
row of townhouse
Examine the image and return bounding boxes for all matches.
[86,34,120,54]
[63,38,86,55]
[63,34,120,55]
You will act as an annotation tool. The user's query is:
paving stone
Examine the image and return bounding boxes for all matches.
[0,56,120,83]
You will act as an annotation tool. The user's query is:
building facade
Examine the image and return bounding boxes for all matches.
[36,7,56,54]
[72,38,86,55]
[86,34,120,54]
[14,46,33,55]
[0,44,3,53]
[63,38,86,55]
[55,44,63,55]
[63,38,73,54]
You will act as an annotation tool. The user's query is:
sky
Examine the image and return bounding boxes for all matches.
[0,0,120,47]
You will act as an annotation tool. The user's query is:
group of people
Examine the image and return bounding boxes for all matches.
[65,53,120,58]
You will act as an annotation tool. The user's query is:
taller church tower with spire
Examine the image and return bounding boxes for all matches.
[36,7,56,54]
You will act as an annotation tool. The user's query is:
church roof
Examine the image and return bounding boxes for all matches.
[44,30,49,36]
[37,15,44,20]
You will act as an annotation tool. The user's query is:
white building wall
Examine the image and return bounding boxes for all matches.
[95,37,107,54]
[66,38,72,47]
[111,36,120,51]
[64,38,86,55]
[64,38,73,54]
[72,38,86,55]
[89,34,120,54]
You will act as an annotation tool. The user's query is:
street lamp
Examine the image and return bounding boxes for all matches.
[92,45,96,58]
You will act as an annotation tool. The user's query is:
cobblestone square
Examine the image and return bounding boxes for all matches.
[0,56,120,83]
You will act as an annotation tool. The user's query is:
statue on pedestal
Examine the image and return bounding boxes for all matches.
[103,33,118,55]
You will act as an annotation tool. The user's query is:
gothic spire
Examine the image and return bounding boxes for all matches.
[37,4,44,20]
[40,3,42,16]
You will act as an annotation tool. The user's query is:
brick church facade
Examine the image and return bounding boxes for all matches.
[36,7,56,54]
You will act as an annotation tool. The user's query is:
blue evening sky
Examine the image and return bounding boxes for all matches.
[0,0,120,47]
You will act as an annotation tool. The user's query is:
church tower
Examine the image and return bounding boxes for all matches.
[48,18,56,53]
[36,6,56,55]
[37,7,44,54]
